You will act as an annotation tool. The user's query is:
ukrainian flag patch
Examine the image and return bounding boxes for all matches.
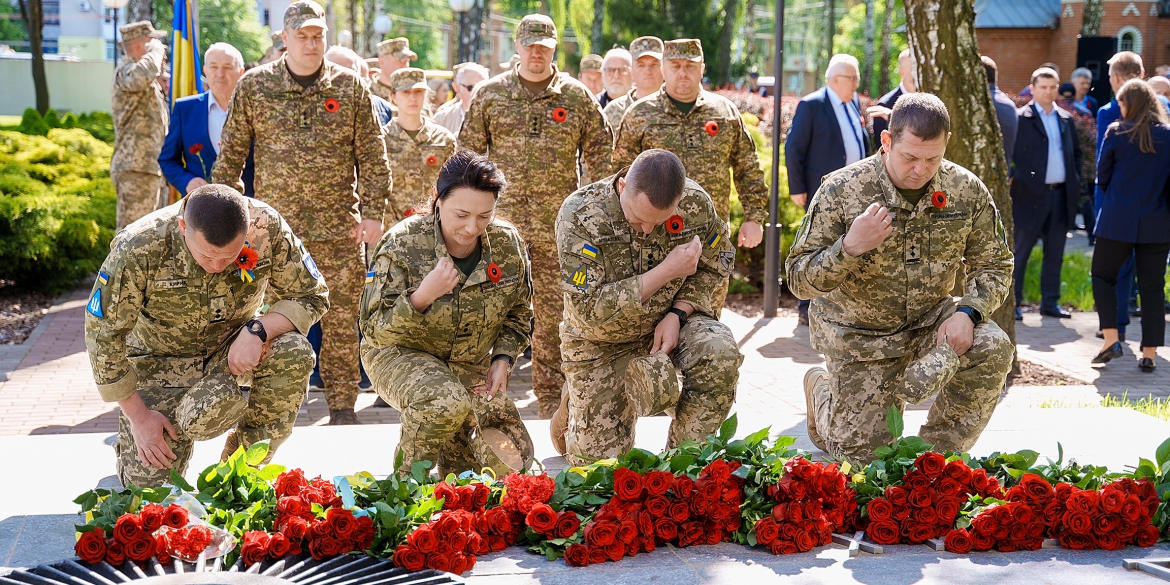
[706,233,721,249]
[97,271,109,285]
[581,243,599,259]
[365,271,375,284]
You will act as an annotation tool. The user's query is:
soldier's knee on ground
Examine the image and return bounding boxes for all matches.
[966,322,1014,375]
[266,332,316,378]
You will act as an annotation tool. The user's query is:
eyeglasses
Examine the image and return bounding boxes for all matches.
[834,74,860,82]
[603,66,631,74]
[460,84,475,92]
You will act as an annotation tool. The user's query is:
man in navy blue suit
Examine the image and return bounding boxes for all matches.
[870,49,916,143]
[784,53,872,325]
[159,43,254,197]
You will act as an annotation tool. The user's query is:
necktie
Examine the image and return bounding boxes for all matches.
[842,101,865,160]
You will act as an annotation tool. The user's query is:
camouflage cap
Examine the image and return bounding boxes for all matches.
[175,374,248,442]
[270,31,285,52]
[377,37,417,60]
[626,353,681,417]
[119,21,167,43]
[664,39,704,62]
[516,14,557,48]
[630,36,665,61]
[580,54,603,72]
[389,67,428,91]
[284,0,327,31]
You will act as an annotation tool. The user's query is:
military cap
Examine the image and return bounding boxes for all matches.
[626,353,681,417]
[377,37,417,60]
[580,54,603,72]
[284,0,327,31]
[175,374,247,441]
[664,38,704,62]
[516,14,557,48]
[472,427,526,476]
[270,31,285,52]
[389,67,428,91]
[630,36,665,61]
[119,21,166,43]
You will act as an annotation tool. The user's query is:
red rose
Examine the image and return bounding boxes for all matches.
[971,513,997,536]
[585,520,618,547]
[407,525,439,554]
[604,541,625,561]
[1099,486,1124,514]
[1064,511,1093,536]
[680,521,704,547]
[277,496,309,519]
[914,452,947,478]
[944,528,972,554]
[884,486,909,507]
[1092,513,1118,536]
[908,523,935,544]
[164,504,189,529]
[486,507,512,535]
[971,530,996,551]
[935,497,960,524]
[139,504,165,532]
[904,472,931,491]
[353,516,375,550]
[265,532,291,559]
[434,482,459,510]
[555,511,581,539]
[654,518,677,542]
[670,501,691,523]
[908,489,933,509]
[1053,482,1074,502]
[275,469,308,497]
[867,521,900,545]
[309,537,342,560]
[488,535,507,552]
[914,505,938,526]
[1065,490,1098,515]
[587,546,608,565]
[280,516,310,541]
[467,533,488,556]
[867,498,893,523]
[470,484,490,510]
[790,529,814,552]
[634,509,654,536]
[1020,474,1054,503]
[936,478,963,498]
[771,539,798,555]
[1137,524,1161,547]
[1121,495,1144,522]
[942,460,973,486]
[327,508,357,540]
[526,503,557,534]
[240,531,270,566]
[1096,532,1124,551]
[564,543,589,567]
[613,468,644,501]
[644,471,672,496]
[970,468,991,493]
[426,552,451,573]
[755,518,780,546]
[75,528,107,564]
[125,536,156,562]
[702,460,731,484]
[105,540,125,566]
[113,514,144,544]
[1060,533,1093,550]
[673,475,695,498]
[618,520,638,544]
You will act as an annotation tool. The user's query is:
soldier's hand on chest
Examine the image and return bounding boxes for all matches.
[658,236,702,280]
[843,202,895,258]
[411,257,461,312]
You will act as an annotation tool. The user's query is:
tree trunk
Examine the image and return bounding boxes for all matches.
[1081,0,1103,37]
[591,0,603,55]
[716,0,739,87]
[362,0,375,57]
[903,0,1016,348]
[821,0,834,80]
[125,0,152,25]
[878,0,893,94]
[457,0,483,64]
[17,0,48,115]
[862,0,875,95]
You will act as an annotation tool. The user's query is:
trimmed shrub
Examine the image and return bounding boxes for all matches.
[18,108,49,137]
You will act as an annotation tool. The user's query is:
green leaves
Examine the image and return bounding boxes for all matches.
[1156,436,1170,469]
[886,404,903,439]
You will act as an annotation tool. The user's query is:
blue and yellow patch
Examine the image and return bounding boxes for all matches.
[97,271,109,285]
[581,243,599,259]
[567,263,590,291]
[303,253,322,280]
[365,271,375,284]
[706,233,722,249]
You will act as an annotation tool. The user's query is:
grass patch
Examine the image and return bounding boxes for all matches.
[0,115,21,128]
[1020,246,1170,311]
[1101,391,1170,421]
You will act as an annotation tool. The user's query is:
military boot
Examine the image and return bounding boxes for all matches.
[549,389,570,456]
[328,408,361,425]
[219,429,240,462]
[803,367,829,451]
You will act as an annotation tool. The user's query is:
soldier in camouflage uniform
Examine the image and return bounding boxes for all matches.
[382,68,458,214]
[260,31,285,66]
[360,151,534,476]
[578,54,604,97]
[111,21,169,231]
[461,14,613,418]
[371,38,417,102]
[786,93,1014,465]
[213,0,392,425]
[603,36,664,130]
[613,39,768,314]
[554,149,743,465]
[84,185,329,488]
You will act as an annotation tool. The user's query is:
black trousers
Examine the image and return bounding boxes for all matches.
[1091,237,1170,347]
[1013,185,1068,311]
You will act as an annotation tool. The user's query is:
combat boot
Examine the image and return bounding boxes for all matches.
[549,389,570,456]
[803,367,829,451]
[328,408,361,425]
[219,429,240,462]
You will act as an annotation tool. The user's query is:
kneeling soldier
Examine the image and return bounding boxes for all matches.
[552,149,744,465]
[85,185,328,488]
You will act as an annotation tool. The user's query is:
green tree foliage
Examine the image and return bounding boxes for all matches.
[835,0,906,97]
[0,0,27,44]
[605,0,725,81]
[153,0,269,64]
[380,0,455,69]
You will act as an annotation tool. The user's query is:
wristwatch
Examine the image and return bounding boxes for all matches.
[667,307,689,326]
[244,319,268,343]
[491,354,514,366]
[956,306,982,326]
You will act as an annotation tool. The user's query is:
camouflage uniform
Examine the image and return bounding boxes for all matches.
[213,7,392,413]
[557,172,743,465]
[785,155,1015,464]
[613,40,767,314]
[359,213,534,476]
[111,21,169,231]
[84,197,329,488]
[461,16,613,416]
[602,36,664,131]
[381,68,458,214]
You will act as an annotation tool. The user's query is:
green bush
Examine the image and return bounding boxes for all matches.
[43,110,60,129]
[0,129,115,293]
[18,108,49,137]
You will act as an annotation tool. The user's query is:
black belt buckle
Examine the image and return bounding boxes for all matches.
[1046,183,1064,191]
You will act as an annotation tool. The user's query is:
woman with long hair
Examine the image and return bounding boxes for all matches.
[1091,79,1170,371]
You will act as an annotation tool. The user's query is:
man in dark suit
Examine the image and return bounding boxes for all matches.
[159,43,254,196]
[870,49,916,142]
[982,56,1019,166]
[1011,67,1083,319]
[785,53,873,325]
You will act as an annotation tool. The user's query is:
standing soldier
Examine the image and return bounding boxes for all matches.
[84,185,328,488]
[603,36,664,130]
[552,149,742,464]
[260,31,285,66]
[213,0,392,426]
[613,39,768,314]
[460,13,612,418]
[578,54,604,97]
[371,37,417,102]
[111,21,169,231]
[382,68,458,213]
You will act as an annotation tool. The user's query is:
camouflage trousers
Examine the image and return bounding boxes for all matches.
[561,316,743,466]
[712,278,729,318]
[363,345,535,477]
[529,241,565,415]
[305,239,365,410]
[813,314,1013,466]
[112,170,164,231]
[116,331,315,488]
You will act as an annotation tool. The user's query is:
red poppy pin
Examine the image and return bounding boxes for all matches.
[704,121,719,136]
[552,107,568,123]
[665,215,685,234]
[324,98,340,113]
[188,143,203,155]
[931,191,947,208]
[487,262,502,283]
[425,155,438,166]
[236,245,259,271]
[403,208,415,218]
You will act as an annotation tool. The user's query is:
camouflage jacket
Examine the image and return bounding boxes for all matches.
[382,119,457,214]
[785,155,1014,360]
[84,198,330,403]
[602,88,637,131]
[359,213,534,388]
[460,65,613,245]
[111,43,169,175]
[212,56,391,242]
[370,74,394,102]
[557,171,733,357]
[613,88,768,224]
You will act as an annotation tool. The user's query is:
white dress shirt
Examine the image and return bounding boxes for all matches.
[1035,103,1066,185]
[827,88,866,165]
[208,92,229,155]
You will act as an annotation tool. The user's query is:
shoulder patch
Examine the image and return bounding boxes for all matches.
[719,251,735,273]
[705,232,722,250]
[580,243,599,259]
[566,263,590,292]
[303,252,322,280]
[365,270,375,284]
[97,271,109,285]
[86,289,104,318]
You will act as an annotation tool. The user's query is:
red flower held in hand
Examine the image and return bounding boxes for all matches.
[705,120,719,136]
[552,107,568,123]
[665,215,685,234]
[75,528,106,564]
[931,191,947,208]
[189,143,203,155]
[426,154,439,166]
[487,262,502,283]
[324,98,340,112]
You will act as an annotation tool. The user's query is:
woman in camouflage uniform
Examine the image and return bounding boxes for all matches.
[382,67,458,214]
[359,150,535,476]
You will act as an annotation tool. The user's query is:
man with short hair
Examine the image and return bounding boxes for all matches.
[85,184,328,487]
[433,62,488,136]
[788,93,1014,464]
[980,56,1019,166]
[1011,67,1082,321]
[111,21,169,231]
[371,37,417,101]
[213,0,392,426]
[598,48,633,107]
[603,36,664,130]
[260,31,285,65]
[1070,67,1098,115]
[578,54,604,97]
[1150,76,1170,100]
[553,149,742,464]
[870,48,916,143]
[382,68,458,212]
[461,14,612,418]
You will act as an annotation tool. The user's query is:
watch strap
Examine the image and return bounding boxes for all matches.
[667,307,688,325]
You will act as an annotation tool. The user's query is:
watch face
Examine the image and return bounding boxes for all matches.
[249,321,262,333]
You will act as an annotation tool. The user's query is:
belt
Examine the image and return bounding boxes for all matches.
[1045,183,1065,191]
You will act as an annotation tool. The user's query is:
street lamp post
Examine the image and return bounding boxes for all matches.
[102,0,129,66]
[449,0,479,64]
[373,14,392,56]
[763,0,785,318]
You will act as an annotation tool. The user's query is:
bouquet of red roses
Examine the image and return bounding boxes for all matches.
[753,457,856,554]
[75,502,195,566]
[266,469,374,564]
[1052,477,1160,550]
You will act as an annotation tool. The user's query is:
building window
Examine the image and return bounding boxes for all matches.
[1118,26,1143,54]
[263,9,270,26]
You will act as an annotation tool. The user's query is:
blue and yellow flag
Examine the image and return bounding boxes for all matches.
[170,0,203,105]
